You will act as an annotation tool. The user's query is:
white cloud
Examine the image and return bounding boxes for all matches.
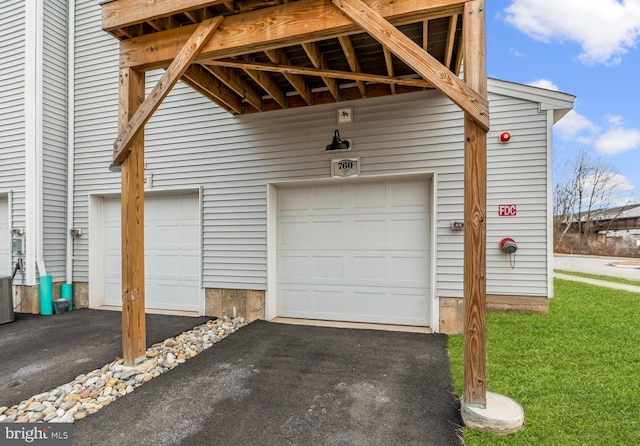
[594,115,640,154]
[555,113,640,155]
[528,79,559,91]
[505,0,640,65]
[554,110,599,141]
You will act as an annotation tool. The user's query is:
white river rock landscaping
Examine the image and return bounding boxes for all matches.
[0,317,247,423]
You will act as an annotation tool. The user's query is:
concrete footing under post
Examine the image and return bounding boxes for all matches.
[461,392,524,434]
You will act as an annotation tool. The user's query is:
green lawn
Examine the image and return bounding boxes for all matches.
[448,279,640,445]
[554,268,640,287]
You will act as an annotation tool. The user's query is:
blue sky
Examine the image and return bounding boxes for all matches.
[486,0,640,204]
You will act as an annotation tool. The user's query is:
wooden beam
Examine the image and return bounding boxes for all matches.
[182,64,243,114]
[462,0,488,408]
[202,64,263,111]
[204,58,433,88]
[383,48,396,94]
[102,0,227,32]
[331,0,489,131]
[118,0,466,70]
[241,55,288,109]
[302,42,341,101]
[113,17,223,164]
[118,67,146,366]
[338,35,367,97]
[264,49,313,105]
[444,13,458,69]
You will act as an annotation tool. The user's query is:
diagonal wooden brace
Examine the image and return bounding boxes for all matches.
[331,0,489,131]
[113,16,223,164]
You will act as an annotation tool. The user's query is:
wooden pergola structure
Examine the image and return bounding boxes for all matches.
[101,0,489,407]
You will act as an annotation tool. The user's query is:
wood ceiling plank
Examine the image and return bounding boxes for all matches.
[241,55,288,109]
[331,0,489,130]
[338,35,366,97]
[113,17,223,164]
[182,65,242,113]
[118,0,466,70]
[102,0,227,32]
[202,64,263,111]
[204,58,433,87]
[302,42,340,101]
[264,49,313,105]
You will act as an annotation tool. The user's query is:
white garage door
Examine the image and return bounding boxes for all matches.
[103,193,200,312]
[0,195,9,276]
[277,178,431,326]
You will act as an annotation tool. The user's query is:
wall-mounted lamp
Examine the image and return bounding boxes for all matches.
[325,129,350,151]
[11,228,24,236]
[108,162,121,173]
[70,228,82,238]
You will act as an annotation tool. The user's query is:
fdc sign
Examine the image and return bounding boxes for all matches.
[498,204,517,217]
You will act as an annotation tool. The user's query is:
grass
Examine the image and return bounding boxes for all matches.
[554,269,640,288]
[448,279,640,445]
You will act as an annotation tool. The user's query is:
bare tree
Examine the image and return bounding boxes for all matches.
[554,148,631,242]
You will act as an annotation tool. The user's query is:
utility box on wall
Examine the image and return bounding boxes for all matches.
[0,276,14,324]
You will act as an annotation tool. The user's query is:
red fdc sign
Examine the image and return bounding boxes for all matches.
[499,204,517,216]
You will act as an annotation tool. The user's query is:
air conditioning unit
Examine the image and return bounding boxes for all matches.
[0,277,14,324]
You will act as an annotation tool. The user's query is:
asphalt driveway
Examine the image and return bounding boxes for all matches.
[1,311,463,445]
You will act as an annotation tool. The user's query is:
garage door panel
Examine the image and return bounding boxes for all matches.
[352,291,386,317]
[279,287,311,315]
[354,183,386,208]
[312,221,343,247]
[389,255,430,285]
[390,180,429,207]
[388,291,430,324]
[352,256,387,282]
[181,224,200,245]
[313,256,344,280]
[277,178,431,326]
[354,220,387,247]
[312,290,344,316]
[279,221,309,247]
[390,218,429,247]
[279,255,310,280]
[312,185,343,210]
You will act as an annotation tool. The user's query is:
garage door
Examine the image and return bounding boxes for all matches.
[0,195,9,276]
[277,178,431,326]
[103,193,200,312]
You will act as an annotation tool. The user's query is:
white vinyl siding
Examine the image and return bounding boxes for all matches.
[0,0,27,235]
[486,93,550,296]
[72,0,121,282]
[42,0,68,280]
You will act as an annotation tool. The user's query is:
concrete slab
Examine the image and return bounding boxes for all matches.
[461,392,524,434]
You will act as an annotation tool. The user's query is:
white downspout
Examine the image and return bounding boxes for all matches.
[24,0,45,284]
[66,0,76,284]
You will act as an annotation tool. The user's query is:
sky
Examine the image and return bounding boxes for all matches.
[485,0,640,205]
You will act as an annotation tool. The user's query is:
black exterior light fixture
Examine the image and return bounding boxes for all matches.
[108,162,121,173]
[325,129,350,151]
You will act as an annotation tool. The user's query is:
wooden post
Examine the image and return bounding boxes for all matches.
[118,67,146,365]
[463,0,488,407]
